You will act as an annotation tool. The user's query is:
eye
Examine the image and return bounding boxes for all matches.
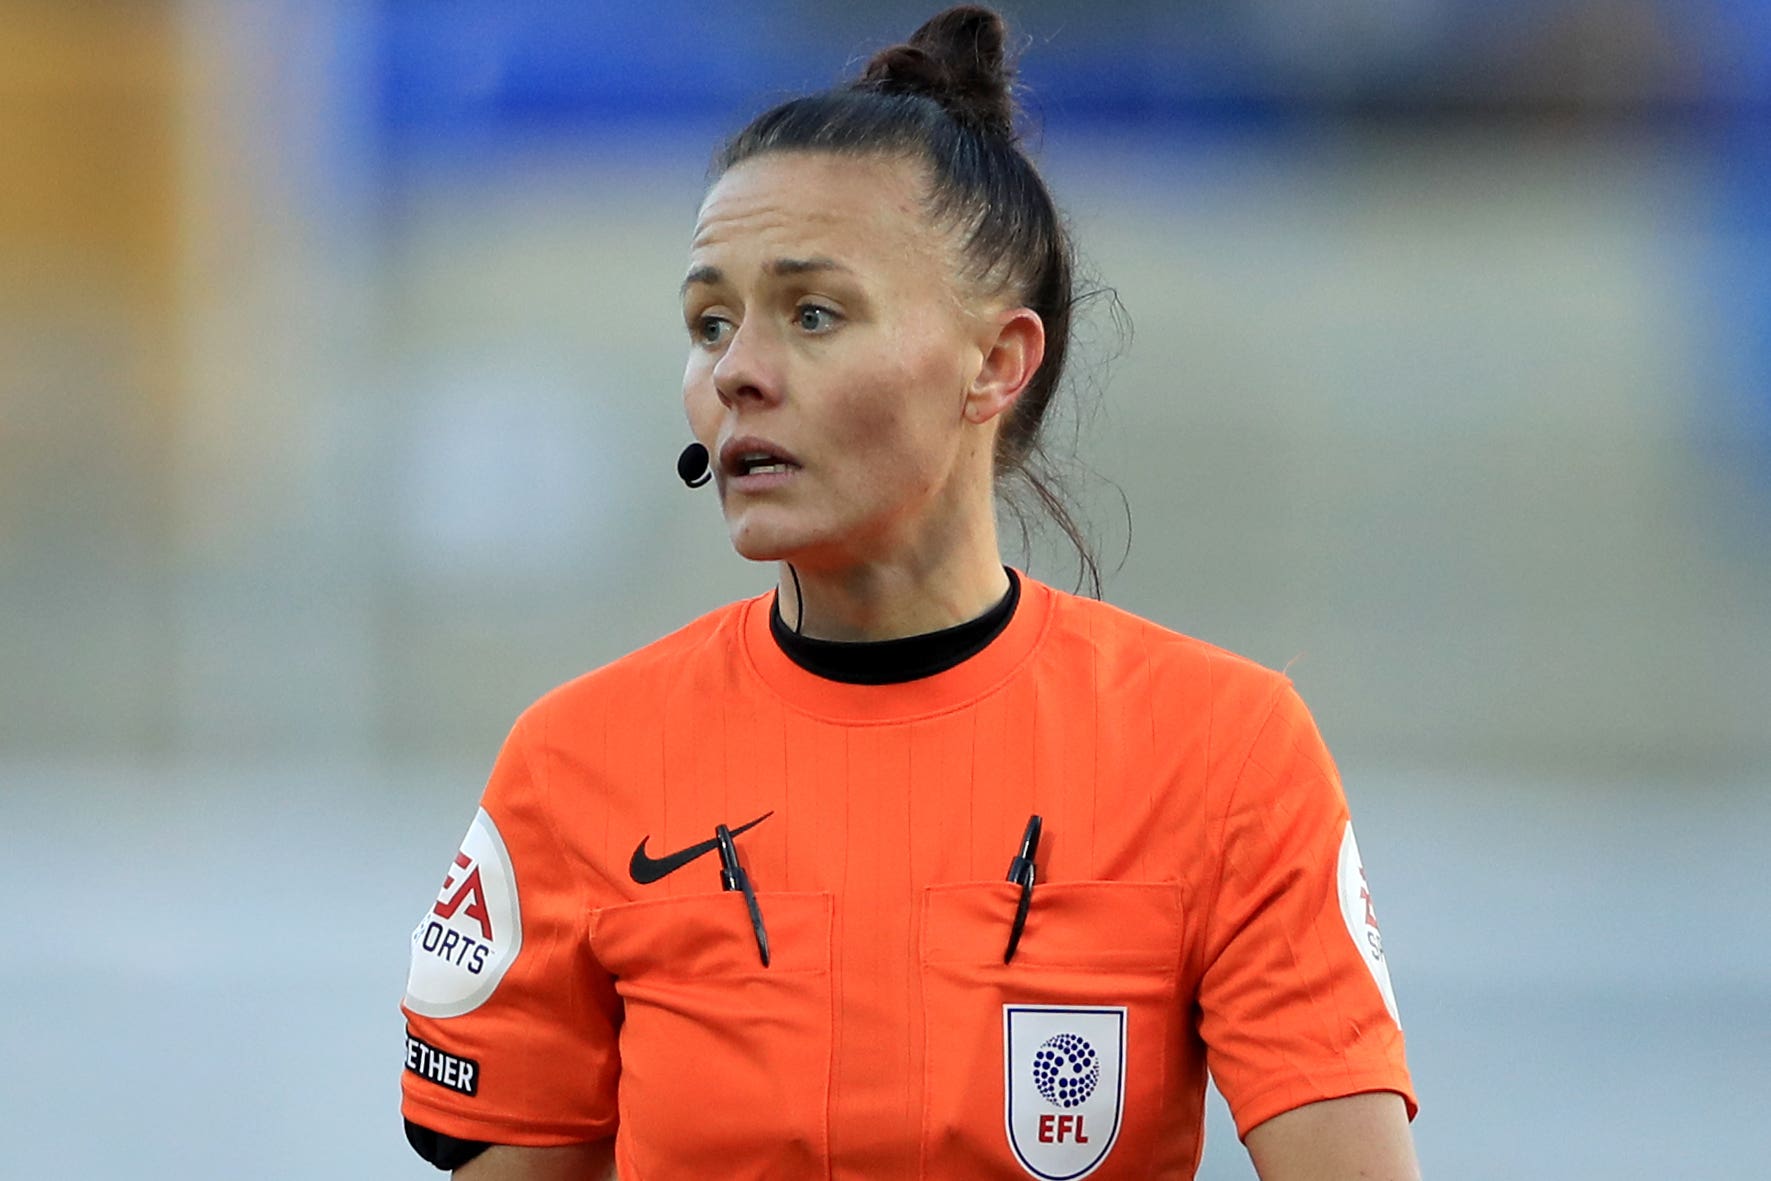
[795,304,841,334]
[692,314,732,346]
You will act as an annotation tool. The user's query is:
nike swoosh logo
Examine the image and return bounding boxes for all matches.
[628,811,774,885]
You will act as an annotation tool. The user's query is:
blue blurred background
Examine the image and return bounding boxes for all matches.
[3,2,1768,1176]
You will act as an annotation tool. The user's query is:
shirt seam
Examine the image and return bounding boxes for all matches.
[518,708,607,967]
[1196,676,1294,973]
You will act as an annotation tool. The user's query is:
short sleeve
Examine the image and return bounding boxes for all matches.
[1197,683,1417,1138]
[399,713,621,1145]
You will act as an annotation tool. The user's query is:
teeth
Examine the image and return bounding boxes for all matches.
[735,451,793,476]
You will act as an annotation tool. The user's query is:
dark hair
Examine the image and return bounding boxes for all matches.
[714,5,1102,595]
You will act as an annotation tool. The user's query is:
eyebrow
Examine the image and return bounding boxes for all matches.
[770,256,850,279]
[679,256,853,297]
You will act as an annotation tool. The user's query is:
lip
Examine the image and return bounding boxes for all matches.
[719,435,803,490]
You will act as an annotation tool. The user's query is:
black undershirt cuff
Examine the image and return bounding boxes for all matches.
[405,1119,490,1170]
[769,568,1020,685]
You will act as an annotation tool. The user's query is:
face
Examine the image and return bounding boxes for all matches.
[680,151,998,570]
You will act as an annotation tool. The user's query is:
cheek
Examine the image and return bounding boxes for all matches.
[824,355,914,445]
[827,355,958,484]
[682,357,719,438]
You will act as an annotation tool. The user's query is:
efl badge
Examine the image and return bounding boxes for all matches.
[405,807,522,1018]
[1336,821,1400,1024]
[1003,1005,1126,1180]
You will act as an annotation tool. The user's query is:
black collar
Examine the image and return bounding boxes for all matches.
[769,569,1021,685]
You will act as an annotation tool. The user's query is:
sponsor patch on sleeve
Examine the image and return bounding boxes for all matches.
[1336,821,1401,1025]
[404,807,522,1018]
[405,1028,481,1096]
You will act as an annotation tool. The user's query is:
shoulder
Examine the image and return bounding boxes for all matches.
[1036,581,1293,719]
[515,595,761,736]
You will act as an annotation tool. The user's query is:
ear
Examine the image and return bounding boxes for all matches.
[963,308,1046,425]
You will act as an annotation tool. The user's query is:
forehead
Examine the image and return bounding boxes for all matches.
[689,152,943,272]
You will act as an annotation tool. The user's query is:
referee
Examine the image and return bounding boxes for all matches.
[399,6,1419,1179]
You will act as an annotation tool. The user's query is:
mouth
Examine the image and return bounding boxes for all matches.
[720,438,802,484]
[735,455,796,476]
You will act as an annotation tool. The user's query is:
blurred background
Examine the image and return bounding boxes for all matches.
[4,1,1768,1176]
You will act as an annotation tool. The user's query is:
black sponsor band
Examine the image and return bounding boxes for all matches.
[405,1029,480,1097]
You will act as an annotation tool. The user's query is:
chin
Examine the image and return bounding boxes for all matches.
[725,511,818,565]
[723,498,885,569]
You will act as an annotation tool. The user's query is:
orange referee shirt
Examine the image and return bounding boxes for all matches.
[400,575,1415,1179]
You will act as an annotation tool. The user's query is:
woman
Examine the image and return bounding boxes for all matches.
[400,7,1419,1179]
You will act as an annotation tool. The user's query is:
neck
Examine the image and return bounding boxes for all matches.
[776,540,1011,643]
[772,430,1014,641]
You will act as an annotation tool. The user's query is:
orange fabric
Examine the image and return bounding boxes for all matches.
[400,576,1415,1178]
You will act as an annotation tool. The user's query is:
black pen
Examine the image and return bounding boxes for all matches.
[1003,813,1042,963]
[715,823,771,967]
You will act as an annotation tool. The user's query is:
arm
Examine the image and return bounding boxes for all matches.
[456,1139,616,1181]
[401,716,623,1170]
[1245,1092,1419,1181]
[1197,682,1418,1154]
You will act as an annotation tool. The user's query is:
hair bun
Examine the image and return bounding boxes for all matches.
[857,5,1016,139]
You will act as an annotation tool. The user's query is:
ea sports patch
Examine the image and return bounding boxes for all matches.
[1004,1005,1126,1180]
[404,807,522,1018]
[1336,821,1400,1024]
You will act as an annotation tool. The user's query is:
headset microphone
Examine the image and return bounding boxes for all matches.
[677,442,712,488]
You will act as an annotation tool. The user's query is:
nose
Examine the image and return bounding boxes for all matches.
[711,319,783,410]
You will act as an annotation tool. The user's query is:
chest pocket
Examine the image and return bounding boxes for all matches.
[919,881,1186,1180]
[591,891,834,1180]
